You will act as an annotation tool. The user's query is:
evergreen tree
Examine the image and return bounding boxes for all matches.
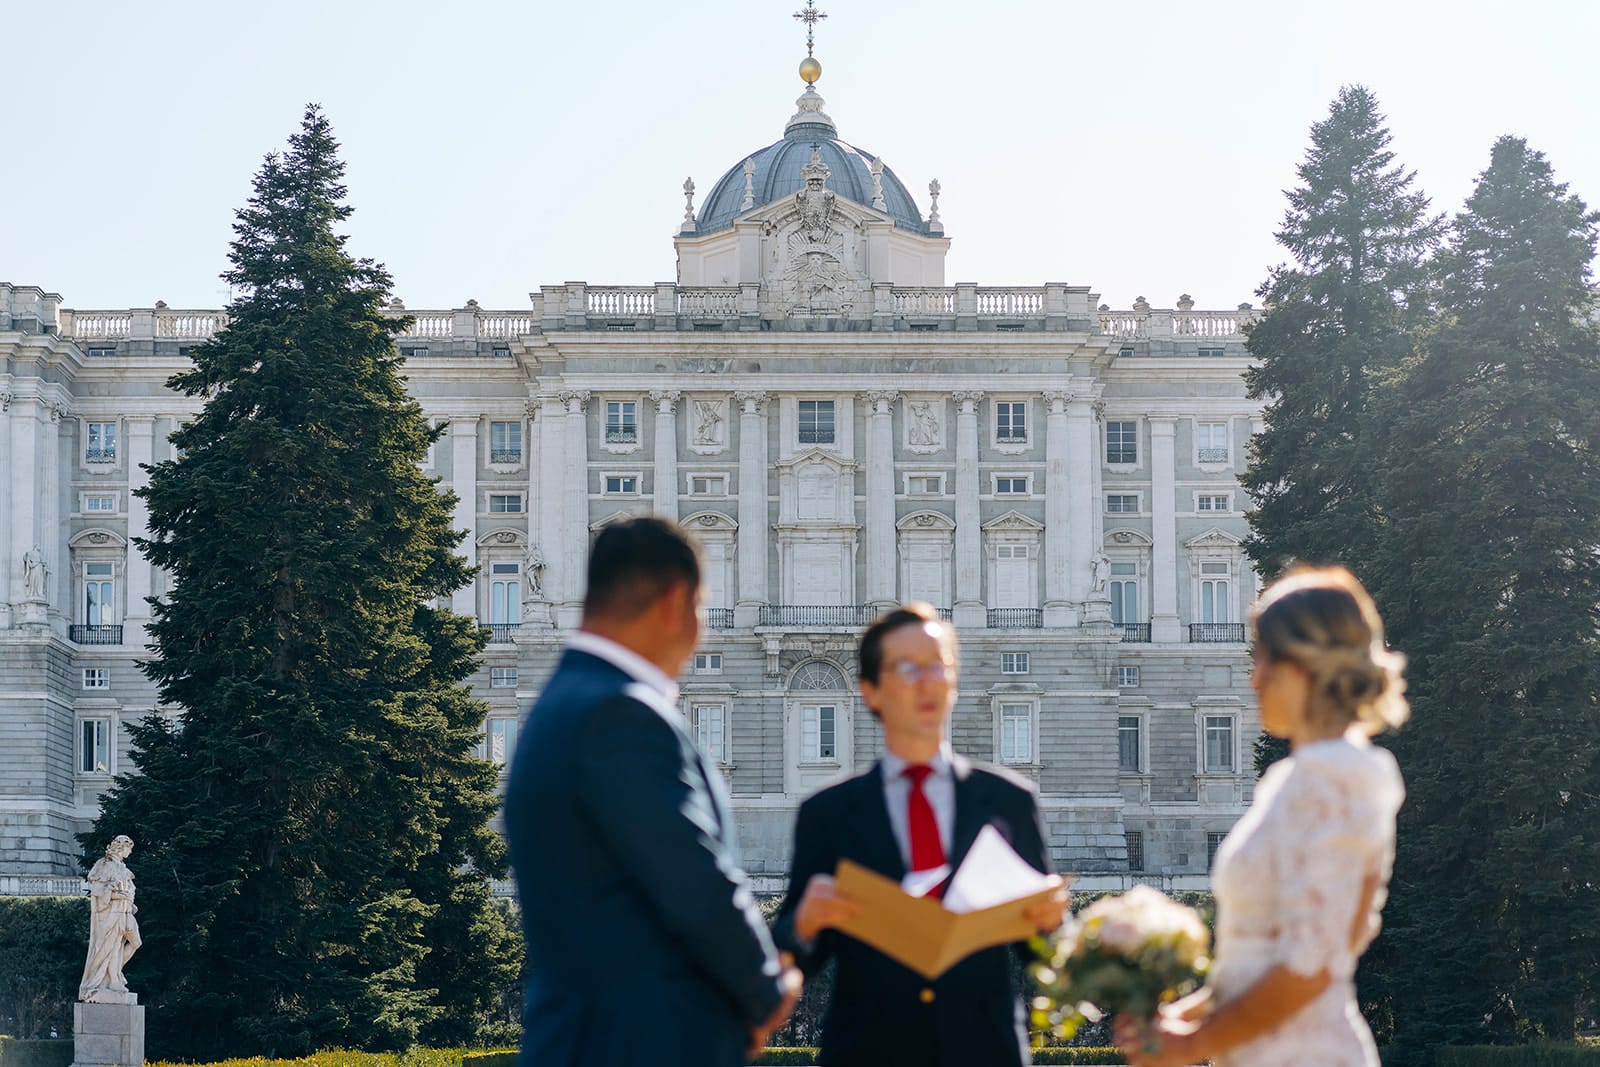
[85,106,516,1058]
[1242,85,1442,578]
[1370,137,1600,1053]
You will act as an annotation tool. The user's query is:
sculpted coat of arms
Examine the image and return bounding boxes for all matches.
[767,150,865,317]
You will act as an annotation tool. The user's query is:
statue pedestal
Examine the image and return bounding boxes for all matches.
[520,601,553,629]
[73,999,144,1067]
[1081,595,1113,625]
[16,598,48,628]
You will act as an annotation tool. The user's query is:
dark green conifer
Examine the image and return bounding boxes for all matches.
[86,105,515,1058]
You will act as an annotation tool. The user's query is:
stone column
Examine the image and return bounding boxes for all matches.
[123,417,156,642]
[559,390,591,628]
[1065,394,1099,611]
[8,395,41,621]
[1042,391,1073,627]
[650,390,681,521]
[42,404,64,626]
[449,417,479,618]
[536,394,566,623]
[1082,399,1112,624]
[952,391,984,629]
[734,391,769,628]
[519,400,552,628]
[863,390,899,610]
[0,390,12,628]
[1149,416,1181,642]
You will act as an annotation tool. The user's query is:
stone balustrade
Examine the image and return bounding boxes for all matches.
[48,286,1259,346]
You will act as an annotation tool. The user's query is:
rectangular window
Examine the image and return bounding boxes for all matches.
[1197,422,1229,463]
[690,474,727,495]
[84,495,117,513]
[1118,716,1142,771]
[79,719,110,774]
[994,476,1029,496]
[1110,563,1139,626]
[489,421,522,464]
[1126,831,1145,872]
[488,494,522,513]
[86,422,117,463]
[490,667,518,688]
[1200,563,1231,624]
[1197,494,1231,512]
[995,401,1028,443]
[488,718,517,766]
[798,400,836,445]
[1000,703,1033,764]
[1106,494,1139,513]
[84,562,115,626]
[1197,346,1225,358]
[1204,715,1235,773]
[694,652,723,675]
[1207,832,1227,870]
[606,401,638,443]
[489,562,521,625]
[802,704,837,760]
[1106,421,1137,464]
[1001,652,1030,675]
[1117,666,1141,688]
[907,475,942,495]
[695,703,728,763]
[83,668,110,690]
[604,474,639,495]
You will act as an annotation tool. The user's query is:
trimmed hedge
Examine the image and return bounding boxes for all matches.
[0,898,85,1040]
[0,1038,73,1067]
[747,1048,1123,1065]
[149,1051,485,1067]
[1431,1046,1600,1067]
[460,1053,516,1067]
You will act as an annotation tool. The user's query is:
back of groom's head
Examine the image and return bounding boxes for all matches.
[583,516,701,623]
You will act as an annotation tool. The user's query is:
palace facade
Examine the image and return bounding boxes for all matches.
[0,68,1264,894]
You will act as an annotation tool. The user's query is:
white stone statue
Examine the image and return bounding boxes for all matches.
[908,400,940,446]
[524,545,546,600]
[79,835,141,1003]
[1090,553,1112,596]
[22,544,47,601]
[693,400,723,445]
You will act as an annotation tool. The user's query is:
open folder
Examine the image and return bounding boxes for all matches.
[831,825,1069,980]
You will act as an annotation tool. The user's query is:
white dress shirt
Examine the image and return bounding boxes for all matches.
[566,630,681,709]
[880,741,956,870]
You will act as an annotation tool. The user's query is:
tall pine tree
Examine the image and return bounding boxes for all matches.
[1370,136,1600,1053]
[86,106,516,1058]
[1242,85,1442,578]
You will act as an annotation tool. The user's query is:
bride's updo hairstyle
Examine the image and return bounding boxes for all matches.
[1250,566,1409,735]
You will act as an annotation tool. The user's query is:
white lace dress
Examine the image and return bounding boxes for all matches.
[1208,733,1405,1067]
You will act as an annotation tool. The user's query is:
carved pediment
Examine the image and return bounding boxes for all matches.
[981,510,1045,533]
[589,508,648,532]
[896,509,955,532]
[1105,527,1154,547]
[775,448,858,473]
[1185,527,1243,551]
[475,527,528,547]
[69,528,127,549]
[681,509,737,532]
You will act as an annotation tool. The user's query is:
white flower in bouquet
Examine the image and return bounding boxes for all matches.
[1030,887,1211,1040]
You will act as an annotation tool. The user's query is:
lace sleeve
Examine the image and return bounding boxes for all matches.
[1275,760,1388,979]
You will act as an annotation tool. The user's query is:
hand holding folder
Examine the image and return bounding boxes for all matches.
[831,825,1070,980]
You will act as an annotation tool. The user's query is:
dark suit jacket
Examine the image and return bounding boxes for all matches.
[773,755,1051,1067]
[506,648,785,1067]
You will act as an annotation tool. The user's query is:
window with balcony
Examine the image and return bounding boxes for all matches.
[999,702,1034,764]
[695,703,728,763]
[995,401,1028,444]
[1203,714,1236,773]
[84,562,116,628]
[1001,651,1030,675]
[606,401,638,444]
[1119,715,1143,771]
[1110,562,1140,630]
[1106,421,1137,464]
[488,562,520,641]
[1197,421,1229,464]
[1106,494,1139,513]
[798,400,835,445]
[488,420,522,464]
[1200,562,1231,623]
[86,422,117,463]
[487,717,517,767]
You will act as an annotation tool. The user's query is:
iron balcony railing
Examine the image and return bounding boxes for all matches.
[759,605,871,628]
[85,448,116,463]
[489,449,522,464]
[1197,447,1230,463]
[1189,622,1246,643]
[1118,622,1152,643]
[704,607,735,630]
[604,428,637,444]
[987,608,1043,629]
[486,623,521,643]
[70,624,123,645]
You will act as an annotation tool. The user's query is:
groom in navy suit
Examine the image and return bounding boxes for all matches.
[506,517,799,1067]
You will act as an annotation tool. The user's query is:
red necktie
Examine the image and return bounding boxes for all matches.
[903,764,946,876]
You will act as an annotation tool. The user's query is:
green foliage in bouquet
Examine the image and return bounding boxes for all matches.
[1030,886,1210,1041]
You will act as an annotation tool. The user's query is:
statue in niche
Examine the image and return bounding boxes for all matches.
[693,400,724,445]
[79,835,141,1003]
[22,544,46,601]
[524,545,547,601]
[1090,553,1112,596]
[908,401,940,446]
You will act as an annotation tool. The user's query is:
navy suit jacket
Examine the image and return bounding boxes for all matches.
[505,648,785,1067]
[773,755,1051,1067]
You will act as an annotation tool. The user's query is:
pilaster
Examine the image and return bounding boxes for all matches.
[0,390,11,627]
[650,390,681,521]
[952,391,984,629]
[123,417,156,642]
[559,391,591,628]
[1150,416,1181,642]
[863,390,898,610]
[734,392,769,627]
[536,394,567,621]
[8,395,41,615]
[1065,393,1099,616]
[449,417,479,619]
[1042,390,1073,626]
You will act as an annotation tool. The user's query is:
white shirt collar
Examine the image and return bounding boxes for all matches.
[881,740,955,781]
[566,630,681,705]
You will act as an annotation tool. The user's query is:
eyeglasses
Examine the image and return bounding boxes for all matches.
[887,660,956,685]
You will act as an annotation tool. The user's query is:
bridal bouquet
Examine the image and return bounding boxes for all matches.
[1029,885,1210,1039]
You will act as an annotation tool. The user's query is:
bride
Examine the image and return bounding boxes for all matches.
[1119,567,1408,1067]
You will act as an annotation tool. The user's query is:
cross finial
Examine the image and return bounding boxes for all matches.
[793,0,827,56]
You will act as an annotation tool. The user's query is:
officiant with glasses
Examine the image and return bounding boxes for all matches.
[773,602,1069,1067]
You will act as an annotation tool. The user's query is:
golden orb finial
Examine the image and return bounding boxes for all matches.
[799,56,822,84]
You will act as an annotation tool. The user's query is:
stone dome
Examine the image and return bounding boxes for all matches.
[694,86,930,237]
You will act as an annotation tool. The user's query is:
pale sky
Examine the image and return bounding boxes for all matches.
[6,0,1598,313]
